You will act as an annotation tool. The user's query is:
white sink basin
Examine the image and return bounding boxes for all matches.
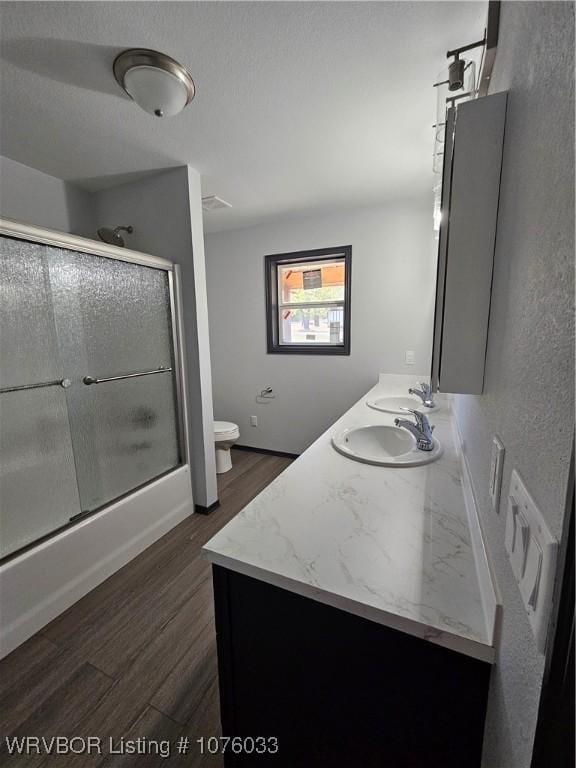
[366,395,442,415]
[332,425,443,467]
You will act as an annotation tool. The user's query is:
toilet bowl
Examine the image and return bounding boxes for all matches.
[214,421,240,474]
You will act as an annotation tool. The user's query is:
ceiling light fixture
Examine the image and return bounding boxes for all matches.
[113,48,195,118]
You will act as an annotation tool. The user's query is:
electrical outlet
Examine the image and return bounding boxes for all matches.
[489,436,505,511]
[405,350,416,366]
[250,415,258,427]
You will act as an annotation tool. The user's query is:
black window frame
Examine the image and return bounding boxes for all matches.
[265,245,352,355]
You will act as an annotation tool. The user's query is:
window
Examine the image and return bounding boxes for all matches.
[265,246,351,355]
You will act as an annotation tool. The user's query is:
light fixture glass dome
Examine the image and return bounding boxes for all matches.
[114,49,195,118]
[123,66,189,117]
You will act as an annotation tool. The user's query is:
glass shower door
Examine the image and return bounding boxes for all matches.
[0,240,82,558]
[48,248,181,514]
[1,232,183,559]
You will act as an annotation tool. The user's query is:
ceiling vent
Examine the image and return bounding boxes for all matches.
[202,195,232,212]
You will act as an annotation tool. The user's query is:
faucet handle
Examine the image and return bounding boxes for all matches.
[415,381,434,407]
[399,406,421,417]
[400,407,433,433]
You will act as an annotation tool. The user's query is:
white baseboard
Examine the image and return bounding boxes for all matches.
[0,466,194,659]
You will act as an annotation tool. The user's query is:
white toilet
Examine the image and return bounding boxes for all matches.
[213,421,240,474]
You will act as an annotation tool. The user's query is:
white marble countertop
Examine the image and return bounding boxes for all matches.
[203,374,498,663]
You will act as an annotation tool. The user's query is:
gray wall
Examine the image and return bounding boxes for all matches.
[0,155,94,236]
[452,3,575,767]
[94,167,218,508]
[205,201,436,454]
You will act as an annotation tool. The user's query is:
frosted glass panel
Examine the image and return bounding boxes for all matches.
[0,239,60,389]
[0,373,81,558]
[48,249,174,376]
[46,246,181,514]
[0,237,82,557]
[70,372,180,512]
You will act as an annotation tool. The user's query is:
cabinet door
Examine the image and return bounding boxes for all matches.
[432,91,507,394]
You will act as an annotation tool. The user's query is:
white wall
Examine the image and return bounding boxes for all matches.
[205,201,436,454]
[0,155,94,236]
[94,167,218,508]
[452,4,574,767]
[184,167,219,508]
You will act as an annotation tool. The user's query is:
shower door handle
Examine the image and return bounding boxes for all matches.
[0,378,72,394]
[83,366,172,385]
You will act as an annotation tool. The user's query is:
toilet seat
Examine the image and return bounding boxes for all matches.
[214,420,240,441]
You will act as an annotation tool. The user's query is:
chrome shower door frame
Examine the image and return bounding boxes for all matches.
[0,216,191,481]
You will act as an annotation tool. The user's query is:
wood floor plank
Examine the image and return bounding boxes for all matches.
[226,454,292,498]
[41,452,279,652]
[1,663,113,768]
[42,514,201,649]
[0,451,292,768]
[0,636,58,694]
[215,450,266,492]
[45,581,216,768]
[97,706,181,768]
[150,622,217,725]
[165,679,223,768]
[216,457,291,518]
[0,645,87,735]
[81,550,211,677]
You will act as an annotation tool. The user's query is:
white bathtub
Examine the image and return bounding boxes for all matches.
[0,465,193,659]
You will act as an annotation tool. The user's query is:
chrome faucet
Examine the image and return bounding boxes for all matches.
[408,381,435,408]
[394,409,435,451]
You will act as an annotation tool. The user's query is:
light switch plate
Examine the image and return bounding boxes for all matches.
[404,350,416,366]
[489,436,505,511]
[506,470,558,654]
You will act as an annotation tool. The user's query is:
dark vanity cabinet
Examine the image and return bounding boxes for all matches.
[431,91,508,395]
[213,566,491,768]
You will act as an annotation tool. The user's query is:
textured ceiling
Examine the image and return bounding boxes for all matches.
[0,1,486,232]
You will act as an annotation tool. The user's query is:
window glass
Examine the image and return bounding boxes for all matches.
[278,261,346,305]
[278,305,344,345]
[266,248,351,355]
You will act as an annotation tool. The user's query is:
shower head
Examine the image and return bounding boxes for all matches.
[97,225,134,248]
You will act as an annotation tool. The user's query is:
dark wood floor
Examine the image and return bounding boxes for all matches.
[0,450,293,767]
